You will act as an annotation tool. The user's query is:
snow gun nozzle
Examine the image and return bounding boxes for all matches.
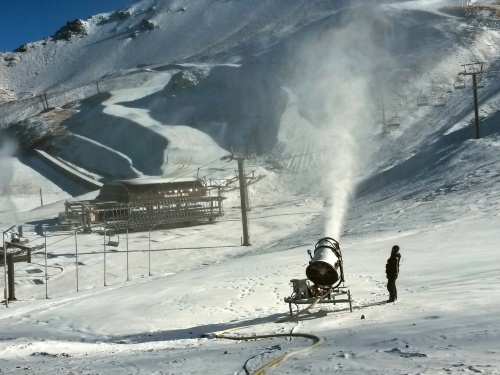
[305,237,343,288]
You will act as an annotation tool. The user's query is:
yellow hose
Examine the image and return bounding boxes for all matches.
[211,331,324,374]
[203,292,329,373]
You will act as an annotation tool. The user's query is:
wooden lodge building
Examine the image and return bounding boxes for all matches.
[59,178,225,231]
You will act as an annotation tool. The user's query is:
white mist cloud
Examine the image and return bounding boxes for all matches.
[0,137,18,215]
[322,72,372,240]
[288,9,382,240]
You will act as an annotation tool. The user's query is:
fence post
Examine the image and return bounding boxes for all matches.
[75,229,79,292]
[44,229,48,299]
[126,228,129,281]
[103,228,107,287]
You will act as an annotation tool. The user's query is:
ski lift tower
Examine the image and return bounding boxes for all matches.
[459,62,485,139]
[221,150,251,246]
[378,84,388,133]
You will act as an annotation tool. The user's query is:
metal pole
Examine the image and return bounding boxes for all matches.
[148,223,161,276]
[2,225,15,308]
[148,224,156,276]
[75,229,79,292]
[126,228,129,281]
[237,158,251,246]
[472,74,480,139]
[148,227,152,276]
[7,254,15,301]
[44,228,48,299]
[381,87,387,133]
[103,228,107,286]
[2,231,6,308]
[38,94,46,109]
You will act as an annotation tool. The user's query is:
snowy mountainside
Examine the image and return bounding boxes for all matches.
[1,2,500,375]
[0,0,372,94]
[0,0,499,209]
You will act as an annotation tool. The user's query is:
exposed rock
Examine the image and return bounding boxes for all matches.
[4,56,19,62]
[164,69,210,92]
[118,9,132,19]
[54,19,87,40]
[140,19,155,30]
[385,347,428,358]
[5,108,76,153]
[444,4,500,18]
[14,44,28,53]
[0,89,17,102]
[5,53,22,66]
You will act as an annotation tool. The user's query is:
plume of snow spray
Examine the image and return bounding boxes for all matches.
[0,136,18,214]
[322,75,370,239]
[289,8,380,240]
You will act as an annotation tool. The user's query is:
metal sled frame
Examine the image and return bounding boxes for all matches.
[284,279,353,316]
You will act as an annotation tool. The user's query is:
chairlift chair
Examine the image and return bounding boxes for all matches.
[386,108,401,129]
[417,89,429,107]
[433,93,446,107]
[454,74,466,90]
[107,233,119,247]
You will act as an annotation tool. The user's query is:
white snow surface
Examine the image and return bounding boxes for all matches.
[1,0,500,374]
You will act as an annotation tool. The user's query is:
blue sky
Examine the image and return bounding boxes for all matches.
[0,0,135,52]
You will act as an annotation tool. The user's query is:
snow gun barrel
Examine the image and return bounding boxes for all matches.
[305,237,344,289]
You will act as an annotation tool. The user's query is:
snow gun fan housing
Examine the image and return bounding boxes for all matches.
[283,237,352,315]
[306,237,344,289]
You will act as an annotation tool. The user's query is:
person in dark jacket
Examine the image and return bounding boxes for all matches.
[385,245,401,302]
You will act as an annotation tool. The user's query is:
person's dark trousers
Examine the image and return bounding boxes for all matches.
[387,278,397,301]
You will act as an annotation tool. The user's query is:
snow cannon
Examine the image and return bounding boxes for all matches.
[283,237,352,316]
[306,237,344,289]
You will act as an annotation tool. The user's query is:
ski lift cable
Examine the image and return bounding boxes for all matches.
[246,148,332,168]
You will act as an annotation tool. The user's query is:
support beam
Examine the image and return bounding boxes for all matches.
[221,152,251,246]
[459,62,485,140]
[7,254,16,301]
